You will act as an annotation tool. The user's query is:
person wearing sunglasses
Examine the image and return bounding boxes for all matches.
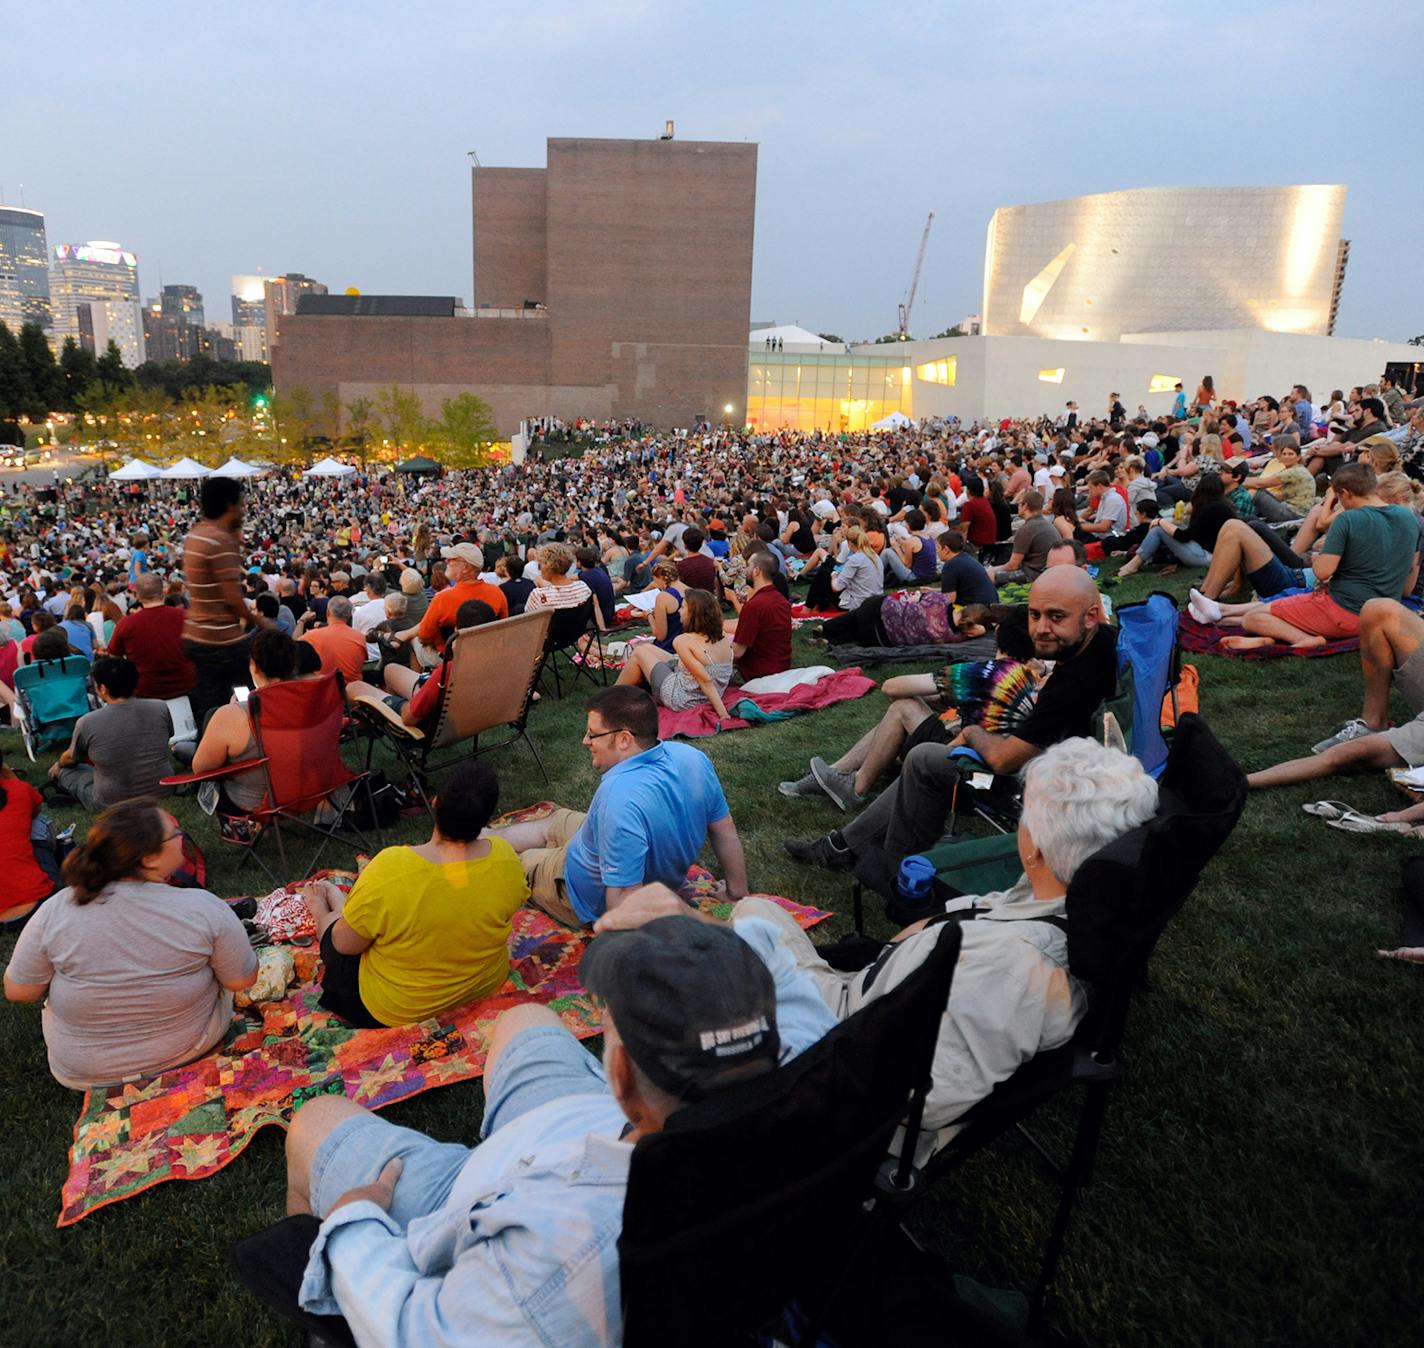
[3,799,257,1090]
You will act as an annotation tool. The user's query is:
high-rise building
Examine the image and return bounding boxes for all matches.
[0,207,52,332]
[231,274,267,328]
[87,300,147,367]
[264,273,327,339]
[50,241,140,346]
[160,283,205,328]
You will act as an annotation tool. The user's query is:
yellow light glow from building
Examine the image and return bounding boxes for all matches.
[1019,243,1076,325]
[1284,185,1336,296]
[1147,374,1182,393]
[1037,368,1065,383]
[915,358,956,387]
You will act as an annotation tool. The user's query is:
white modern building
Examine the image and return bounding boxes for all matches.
[87,299,146,368]
[982,185,1350,341]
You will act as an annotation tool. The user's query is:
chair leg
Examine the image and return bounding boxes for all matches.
[521,729,550,783]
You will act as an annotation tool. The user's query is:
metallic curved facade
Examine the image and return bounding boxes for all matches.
[982,185,1348,341]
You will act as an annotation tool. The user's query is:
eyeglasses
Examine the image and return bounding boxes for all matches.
[582,727,626,744]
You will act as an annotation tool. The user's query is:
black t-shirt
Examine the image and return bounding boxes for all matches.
[1014,624,1118,748]
[888,486,920,513]
[938,553,998,607]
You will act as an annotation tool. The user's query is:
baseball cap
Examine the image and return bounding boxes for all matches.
[580,915,780,1101]
[1048,464,1066,477]
[441,541,485,568]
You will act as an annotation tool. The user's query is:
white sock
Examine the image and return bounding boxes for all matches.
[1189,588,1222,623]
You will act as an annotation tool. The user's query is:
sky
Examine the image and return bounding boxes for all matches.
[7,0,1421,343]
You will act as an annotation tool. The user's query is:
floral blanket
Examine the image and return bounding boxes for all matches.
[57,859,830,1226]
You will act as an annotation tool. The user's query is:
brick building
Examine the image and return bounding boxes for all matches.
[271,136,757,435]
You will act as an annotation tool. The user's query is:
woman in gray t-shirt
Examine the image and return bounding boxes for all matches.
[2,801,257,1089]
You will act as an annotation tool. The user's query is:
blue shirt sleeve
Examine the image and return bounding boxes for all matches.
[732,916,839,1059]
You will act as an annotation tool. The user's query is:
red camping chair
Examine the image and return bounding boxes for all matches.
[162,672,376,884]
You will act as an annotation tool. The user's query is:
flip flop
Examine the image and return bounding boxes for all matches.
[1302,801,1355,820]
[1302,801,1418,834]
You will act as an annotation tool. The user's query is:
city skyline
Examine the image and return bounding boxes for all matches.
[4,0,1420,346]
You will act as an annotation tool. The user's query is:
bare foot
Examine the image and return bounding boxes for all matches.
[1220,635,1274,651]
[1159,564,1180,576]
[1290,636,1326,650]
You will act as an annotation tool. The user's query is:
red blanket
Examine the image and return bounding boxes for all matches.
[658,667,875,738]
[1179,612,1360,660]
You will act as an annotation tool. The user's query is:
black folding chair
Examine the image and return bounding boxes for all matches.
[922,713,1247,1323]
[535,598,607,698]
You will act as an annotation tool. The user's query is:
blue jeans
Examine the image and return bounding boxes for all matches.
[1134,526,1211,568]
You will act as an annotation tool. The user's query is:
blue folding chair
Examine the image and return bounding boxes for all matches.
[12,656,96,761]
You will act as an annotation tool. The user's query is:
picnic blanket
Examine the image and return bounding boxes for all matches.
[659,666,875,739]
[827,635,999,668]
[58,861,830,1226]
[1179,612,1360,661]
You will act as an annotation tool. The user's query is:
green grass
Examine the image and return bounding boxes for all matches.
[3,567,1422,1345]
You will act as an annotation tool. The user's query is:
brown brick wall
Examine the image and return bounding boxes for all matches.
[471,168,547,310]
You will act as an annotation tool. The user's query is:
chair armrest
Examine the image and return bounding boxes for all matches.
[160,757,268,787]
[948,747,988,768]
[351,693,426,741]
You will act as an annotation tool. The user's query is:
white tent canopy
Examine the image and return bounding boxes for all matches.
[160,456,212,479]
[302,456,356,478]
[750,324,845,352]
[210,456,263,478]
[108,458,163,480]
[870,410,913,429]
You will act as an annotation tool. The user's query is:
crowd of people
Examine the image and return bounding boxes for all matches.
[3,367,1423,1340]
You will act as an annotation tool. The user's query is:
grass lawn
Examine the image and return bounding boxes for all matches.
[2,561,1422,1345]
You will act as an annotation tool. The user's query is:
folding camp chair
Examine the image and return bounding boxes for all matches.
[229,924,995,1348]
[920,713,1246,1323]
[12,655,96,761]
[161,672,376,885]
[353,607,552,811]
[535,598,607,698]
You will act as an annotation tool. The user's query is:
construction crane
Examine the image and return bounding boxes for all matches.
[897,211,935,339]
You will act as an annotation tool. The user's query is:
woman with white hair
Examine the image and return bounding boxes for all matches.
[602,737,1161,1161]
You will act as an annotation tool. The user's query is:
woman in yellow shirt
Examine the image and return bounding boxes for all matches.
[303,761,529,1027]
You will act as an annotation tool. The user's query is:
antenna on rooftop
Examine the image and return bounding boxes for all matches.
[467,150,482,167]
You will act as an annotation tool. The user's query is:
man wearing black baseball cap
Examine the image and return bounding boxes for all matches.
[282,905,832,1343]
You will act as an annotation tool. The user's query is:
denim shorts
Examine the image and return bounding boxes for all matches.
[309,1025,607,1219]
[1248,556,1309,599]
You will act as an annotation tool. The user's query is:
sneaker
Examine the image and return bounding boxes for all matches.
[782,833,856,873]
[778,772,828,800]
[1188,588,1222,624]
[1311,719,1377,755]
[810,756,864,812]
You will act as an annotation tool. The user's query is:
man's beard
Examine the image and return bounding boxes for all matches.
[1035,625,1089,661]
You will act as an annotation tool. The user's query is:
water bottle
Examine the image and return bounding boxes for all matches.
[896,855,938,909]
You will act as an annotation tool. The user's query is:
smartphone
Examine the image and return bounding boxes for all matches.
[233,686,250,705]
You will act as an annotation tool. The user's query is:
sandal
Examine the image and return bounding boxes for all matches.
[1302,801,1417,835]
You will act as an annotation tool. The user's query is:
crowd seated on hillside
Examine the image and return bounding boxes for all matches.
[1,370,1422,1337]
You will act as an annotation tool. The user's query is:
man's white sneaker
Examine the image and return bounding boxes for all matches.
[1311,719,1376,755]
[1188,588,1222,624]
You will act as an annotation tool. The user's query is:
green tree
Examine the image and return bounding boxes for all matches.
[343,395,376,466]
[95,340,133,390]
[373,384,428,456]
[58,338,99,411]
[18,321,62,417]
[817,333,844,343]
[871,332,909,344]
[429,391,499,467]
[931,324,966,339]
[268,385,319,464]
[0,322,33,421]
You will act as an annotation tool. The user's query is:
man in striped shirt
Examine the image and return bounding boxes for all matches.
[183,477,265,726]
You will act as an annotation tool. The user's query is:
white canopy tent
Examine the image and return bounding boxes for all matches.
[870,411,913,430]
[160,456,212,479]
[210,456,263,478]
[108,459,163,481]
[302,456,356,478]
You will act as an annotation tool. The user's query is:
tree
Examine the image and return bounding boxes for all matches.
[0,322,33,422]
[268,385,319,464]
[373,384,428,456]
[95,340,133,391]
[58,337,99,411]
[429,391,499,468]
[1410,335,1424,347]
[817,332,844,344]
[931,324,966,339]
[343,395,376,466]
[18,321,62,417]
[871,332,909,344]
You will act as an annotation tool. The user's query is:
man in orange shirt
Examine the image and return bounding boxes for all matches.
[298,595,369,683]
[390,542,507,667]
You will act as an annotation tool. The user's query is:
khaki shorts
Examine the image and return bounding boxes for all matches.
[1394,639,1424,718]
[520,808,588,928]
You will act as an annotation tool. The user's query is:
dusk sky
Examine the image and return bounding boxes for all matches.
[8,0,1420,343]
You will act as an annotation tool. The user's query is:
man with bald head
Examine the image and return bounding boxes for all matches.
[107,571,197,700]
[784,565,1117,872]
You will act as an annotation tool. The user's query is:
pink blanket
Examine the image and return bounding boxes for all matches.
[659,667,875,738]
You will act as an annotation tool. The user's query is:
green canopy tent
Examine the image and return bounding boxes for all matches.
[394,456,442,475]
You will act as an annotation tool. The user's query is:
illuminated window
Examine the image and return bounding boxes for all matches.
[915,357,957,386]
[1037,368,1065,384]
[1147,374,1182,394]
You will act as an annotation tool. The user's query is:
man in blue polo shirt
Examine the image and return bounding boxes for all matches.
[492,685,748,926]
